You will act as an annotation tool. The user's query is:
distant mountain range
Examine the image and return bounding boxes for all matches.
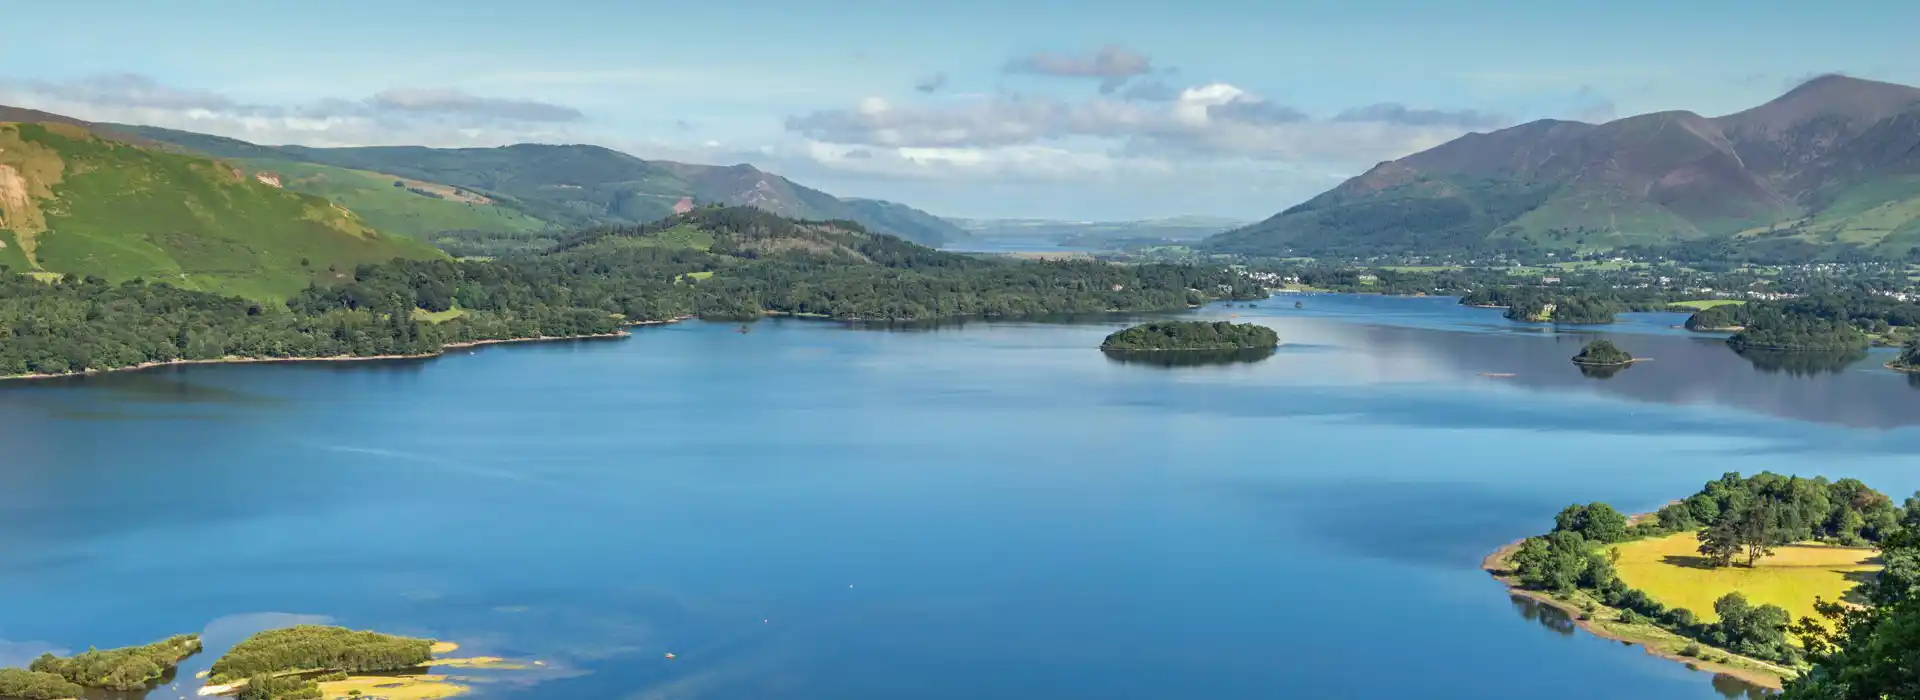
[948,216,1246,248]
[0,118,440,300]
[1207,75,1920,260]
[107,125,965,247]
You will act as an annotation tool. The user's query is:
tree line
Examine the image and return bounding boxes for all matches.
[1100,321,1279,352]
[1691,293,1920,351]
[0,207,1265,378]
[23,633,202,692]
[209,625,435,684]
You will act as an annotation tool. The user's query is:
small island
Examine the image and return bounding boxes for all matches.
[0,625,509,700]
[1570,340,1634,367]
[1100,321,1278,352]
[1485,472,1911,692]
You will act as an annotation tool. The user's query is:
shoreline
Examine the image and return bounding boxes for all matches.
[1570,357,1649,367]
[1885,361,1920,374]
[1482,533,1790,690]
[0,316,696,384]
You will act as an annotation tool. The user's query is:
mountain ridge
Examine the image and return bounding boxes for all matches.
[105,124,964,246]
[1208,75,1920,260]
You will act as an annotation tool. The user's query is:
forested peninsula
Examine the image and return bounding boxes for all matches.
[0,207,1264,380]
[1487,472,1920,692]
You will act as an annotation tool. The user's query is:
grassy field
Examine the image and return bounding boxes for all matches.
[413,307,467,324]
[241,158,550,239]
[316,674,467,700]
[1611,532,1878,623]
[1667,299,1748,310]
[0,123,442,301]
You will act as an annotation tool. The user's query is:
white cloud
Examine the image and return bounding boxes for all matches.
[0,74,589,147]
[785,82,1489,166]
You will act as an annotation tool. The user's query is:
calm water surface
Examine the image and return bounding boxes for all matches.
[3,294,1918,700]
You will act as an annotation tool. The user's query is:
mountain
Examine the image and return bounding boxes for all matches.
[110,125,965,247]
[949,216,1246,247]
[0,117,442,301]
[1208,75,1920,260]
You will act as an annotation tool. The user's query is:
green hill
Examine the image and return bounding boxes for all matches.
[0,121,442,301]
[1208,75,1920,260]
[110,125,966,247]
[234,158,551,240]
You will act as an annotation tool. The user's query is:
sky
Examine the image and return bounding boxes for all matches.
[2,0,1917,221]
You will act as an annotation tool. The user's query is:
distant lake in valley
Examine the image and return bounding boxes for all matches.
[3,294,1917,699]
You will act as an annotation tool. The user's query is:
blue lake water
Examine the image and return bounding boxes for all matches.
[3,294,1918,699]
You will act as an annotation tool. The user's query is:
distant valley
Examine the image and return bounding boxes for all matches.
[1207,75,1920,261]
[947,215,1246,249]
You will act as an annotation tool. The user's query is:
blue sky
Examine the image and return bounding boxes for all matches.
[3,0,1917,220]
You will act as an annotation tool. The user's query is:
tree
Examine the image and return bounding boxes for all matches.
[1699,514,1743,568]
[1555,502,1629,543]
[1785,533,1920,699]
[1740,500,1781,567]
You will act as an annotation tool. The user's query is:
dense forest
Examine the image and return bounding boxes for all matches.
[209,626,435,684]
[1507,473,1910,667]
[27,634,201,691]
[1689,294,1920,351]
[1099,321,1279,352]
[1570,340,1633,366]
[1499,294,1624,324]
[0,207,1264,379]
[0,669,84,700]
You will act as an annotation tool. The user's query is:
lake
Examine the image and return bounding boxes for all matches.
[2,293,1917,700]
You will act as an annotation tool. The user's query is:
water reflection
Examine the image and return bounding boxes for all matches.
[1102,348,1275,368]
[1508,595,1575,636]
[1733,348,1868,376]
[1577,363,1629,380]
[1709,673,1777,699]
[1331,321,1920,429]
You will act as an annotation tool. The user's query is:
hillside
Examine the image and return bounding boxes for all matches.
[110,125,965,247]
[1208,75,1920,260]
[0,120,442,300]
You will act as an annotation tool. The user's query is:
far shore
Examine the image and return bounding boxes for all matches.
[0,316,695,384]
[1482,521,1791,690]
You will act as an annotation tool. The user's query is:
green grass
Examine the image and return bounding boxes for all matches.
[676,270,715,283]
[1667,299,1747,310]
[412,307,467,324]
[240,158,550,239]
[0,123,443,301]
[0,230,32,271]
[1611,532,1877,624]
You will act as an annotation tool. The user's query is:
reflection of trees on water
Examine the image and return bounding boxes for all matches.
[1732,347,1868,376]
[1326,320,1918,429]
[1102,348,1275,368]
[1709,672,1776,699]
[1576,363,1628,380]
[1508,595,1575,637]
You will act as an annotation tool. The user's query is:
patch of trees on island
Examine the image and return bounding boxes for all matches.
[0,207,1266,379]
[1506,472,1917,670]
[1689,293,1920,353]
[1100,321,1279,352]
[0,634,201,698]
[212,625,437,700]
[1570,340,1633,366]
